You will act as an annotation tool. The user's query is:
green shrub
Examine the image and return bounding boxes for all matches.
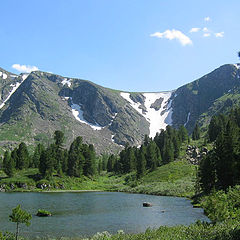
[201,185,240,223]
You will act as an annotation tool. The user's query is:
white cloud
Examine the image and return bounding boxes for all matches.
[204,17,211,22]
[203,27,209,32]
[203,33,211,37]
[189,27,200,33]
[215,32,224,38]
[12,64,39,73]
[150,29,192,46]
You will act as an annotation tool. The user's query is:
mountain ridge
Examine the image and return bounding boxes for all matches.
[0,63,239,153]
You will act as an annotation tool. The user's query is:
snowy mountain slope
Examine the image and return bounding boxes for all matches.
[0,73,29,109]
[0,63,239,153]
[120,91,174,138]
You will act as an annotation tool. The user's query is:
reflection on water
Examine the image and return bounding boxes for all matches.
[0,192,209,238]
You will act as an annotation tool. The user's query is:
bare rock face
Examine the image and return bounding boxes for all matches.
[71,82,117,126]
[150,97,164,111]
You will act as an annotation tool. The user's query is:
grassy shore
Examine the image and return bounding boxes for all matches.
[1,219,240,240]
[0,160,196,198]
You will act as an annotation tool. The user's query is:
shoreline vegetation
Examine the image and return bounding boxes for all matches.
[1,171,240,239]
[2,107,240,238]
[0,159,196,198]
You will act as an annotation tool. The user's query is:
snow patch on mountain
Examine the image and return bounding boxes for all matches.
[0,74,29,109]
[21,73,29,81]
[143,92,173,138]
[120,92,143,115]
[3,73,7,79]
[0,72,8,79]
[121,91,173,138]
[10,74,18,80]
[70,98,117,130]
[71,100,103,130]
[0,82,21,109]
[62,78,71,87]
[109,113,117,126]
[233,64,240,70]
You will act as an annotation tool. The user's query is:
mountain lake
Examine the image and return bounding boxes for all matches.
[0,192,209,238]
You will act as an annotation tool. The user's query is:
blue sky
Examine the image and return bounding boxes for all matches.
[0,0,239,92]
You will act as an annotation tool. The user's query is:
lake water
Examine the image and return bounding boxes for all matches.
[0,192,209,238]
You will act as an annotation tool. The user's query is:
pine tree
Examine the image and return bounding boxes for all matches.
[9,205,32,240]
[119,149,127,173]
[98,159,102,174]
[39,147,54,179]
[192,123,200,140]
[146,140,158,171]
[10,148,18,168]
[127,146,136,172]
[215,121,238,189]
[143,134,150,146]
[208,114,226,142]
[179,125,188,142]
[198,150,217,193]
[54,130,64,148]
[156,146,162,167]
[83,144,96,176]
[16,142,29,170]
[32,144,44,168]
[107,154,115,172]
[67,136,84,177]
[61,149,68,173]
[136,147,146,179]
[172,134,181,158]
[101,154,108,171]
[53,130,65,174]
[162,137,174,164]
[3,151,14,177]
[154,130,165,151]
